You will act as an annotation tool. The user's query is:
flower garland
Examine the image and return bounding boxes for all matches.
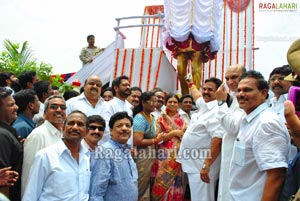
[236,0,241,64]
[214,56,218,77]
[150,18,156,48]
[156,18,160,48]
[139,48,145,87]
[114,48,120,79]
[229,0,233,65]
[252,0,255,69]
[243,3,247,67]
[146,48,154,91]
[129,49,135,83]
[145,18,151,47]
[153,50,163,88]
[222,0,227,77]
[121,49,127,75]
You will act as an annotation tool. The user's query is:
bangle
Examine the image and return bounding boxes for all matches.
[155,137,159,145]
[152,138,155,144]
[188,82,195,88]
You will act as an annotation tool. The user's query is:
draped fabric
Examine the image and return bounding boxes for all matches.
[163,0,223,52]
[151,112,185,201]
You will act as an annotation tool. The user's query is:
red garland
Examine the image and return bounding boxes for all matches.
[121,49,127,75]
[146,48,153,91]
[153,50,163,88]
[129,49,135,83]
[139,48,145,87]
[114,48,120,79]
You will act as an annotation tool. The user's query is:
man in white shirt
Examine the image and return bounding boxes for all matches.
[66,75,106,117]
[229,70,290,201]
[21,95,66,196]
[102,76,133,145]
[268,65,293,122]
[177,77,225,201]
[151,88,166,119]
[22,110,90,201]
[178,94,195,126]
[215,64,245,201]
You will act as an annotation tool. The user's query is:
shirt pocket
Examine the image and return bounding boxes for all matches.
[232,140,246,167]
[53,172,76,195]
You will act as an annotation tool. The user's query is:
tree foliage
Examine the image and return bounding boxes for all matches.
[0,39,52,80]
[0,39,73,93]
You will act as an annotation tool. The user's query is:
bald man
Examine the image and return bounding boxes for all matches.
[66,75,107,117]
[215,64,246,201]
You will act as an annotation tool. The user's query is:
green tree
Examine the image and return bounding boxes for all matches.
[0,39,52,80]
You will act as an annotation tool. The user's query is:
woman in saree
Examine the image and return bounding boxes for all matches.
[151,93,186,201]
[133,91,164,201]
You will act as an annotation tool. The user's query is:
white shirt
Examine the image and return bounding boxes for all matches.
[178,108,195,126]
[81,138,93,152]
[270,93,288,123]
[151,105,166,119]
[177,97,225,175]
[22,140,91,201]
[102,97,133,145]
[66,93,106,117]
[21,120,63,196]
[33,101,45,126]
[229,103,290,201]
[216,94,244,201]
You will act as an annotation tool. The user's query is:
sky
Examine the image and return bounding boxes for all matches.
[0,0,299,79]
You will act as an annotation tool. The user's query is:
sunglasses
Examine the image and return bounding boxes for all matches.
[88,125,105,131]
[49,104,67,110]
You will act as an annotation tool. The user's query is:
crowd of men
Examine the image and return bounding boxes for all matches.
[0,62,299,201]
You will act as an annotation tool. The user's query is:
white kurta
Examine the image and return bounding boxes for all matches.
[216,94,244,201]
[177,97,225,201]
[229,103,290,201]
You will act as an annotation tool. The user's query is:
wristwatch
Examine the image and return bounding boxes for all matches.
[217,100,226,106]
[202,163,209,169]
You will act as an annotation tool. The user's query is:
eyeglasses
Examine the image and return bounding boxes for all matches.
[49,104,67,110]
[88,125,105,131]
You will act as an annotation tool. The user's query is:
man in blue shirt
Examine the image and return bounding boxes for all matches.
[89,111,138,201]
[12,89,40,138]
[22,110,91,201]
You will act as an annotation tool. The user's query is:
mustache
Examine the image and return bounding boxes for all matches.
[238,96,247,101]
[54,111,65,116]
[272,84,283,90]
[203,93,211,98]
[120,131,130,135]
[91,133,102,137]
[69,129,80,135]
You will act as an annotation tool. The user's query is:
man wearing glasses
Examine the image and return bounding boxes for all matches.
[21,95,66,196]
[82,115,106,151]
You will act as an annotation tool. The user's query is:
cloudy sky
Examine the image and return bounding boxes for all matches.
[0,0,299,79]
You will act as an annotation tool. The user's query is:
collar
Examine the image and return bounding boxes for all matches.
[178,108,189,116]
[244,102,268,123]
[113,96,126,104]
[81,93,104,104]
[206,99,218,110]
[17,114,36,127]
[81,138,93,151]
[57,139,90,156]
[44,120,63,137]
[109,139,131,150]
